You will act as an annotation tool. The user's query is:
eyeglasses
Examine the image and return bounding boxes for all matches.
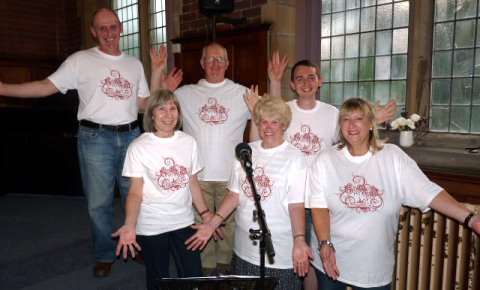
[204,56,226,63]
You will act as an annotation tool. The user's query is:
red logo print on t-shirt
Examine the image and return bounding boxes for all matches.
[100,70,133,100]
[241,167,274,201]
[155,157,190,192]
[199,98,229,125]
[339,175,383,213]
[289,124,322,156]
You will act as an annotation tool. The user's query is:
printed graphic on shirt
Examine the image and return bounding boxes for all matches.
[100,70,133,100]
[155,157,190,192]
[289,124,322,156]
[339,175,383,213]
[198,98,229,125]
[241,167,274,201]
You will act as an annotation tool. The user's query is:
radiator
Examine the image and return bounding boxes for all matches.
[392,205,480,290]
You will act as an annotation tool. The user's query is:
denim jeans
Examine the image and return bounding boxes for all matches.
[316,268,391,290]
[77,125,139,262]
[137,226,202,290]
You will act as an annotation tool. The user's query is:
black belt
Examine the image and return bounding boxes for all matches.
[79,120,138,132]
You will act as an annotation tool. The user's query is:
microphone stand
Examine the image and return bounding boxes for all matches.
[242,161,275,290]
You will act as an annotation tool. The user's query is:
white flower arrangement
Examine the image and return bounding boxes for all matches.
[390,113,423,131]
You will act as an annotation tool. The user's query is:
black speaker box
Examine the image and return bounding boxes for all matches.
[199,0,234,15]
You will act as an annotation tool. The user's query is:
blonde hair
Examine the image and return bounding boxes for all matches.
[337,97,385,153]
[253,94,292,129]
[143,90,182,133]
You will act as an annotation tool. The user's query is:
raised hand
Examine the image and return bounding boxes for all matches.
[243,85,260,113]
[268,51,288,98]
[373,99,398,125]
[161,67,183,91]
[268,50,288,82]
[150,45,168,73]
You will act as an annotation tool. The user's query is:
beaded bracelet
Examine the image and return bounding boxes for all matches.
[464,212,475,228]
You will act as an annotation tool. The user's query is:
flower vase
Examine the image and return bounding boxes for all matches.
[399,131,414,147]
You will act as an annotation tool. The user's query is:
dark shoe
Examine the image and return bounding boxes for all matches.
[217,263,231,275]
[93,261,113,278]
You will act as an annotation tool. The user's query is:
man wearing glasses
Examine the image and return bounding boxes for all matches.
[173,43,250,276]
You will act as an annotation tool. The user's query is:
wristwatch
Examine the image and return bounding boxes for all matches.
[318,239,335,252]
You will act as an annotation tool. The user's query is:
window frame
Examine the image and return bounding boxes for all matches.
[296,0,478,137]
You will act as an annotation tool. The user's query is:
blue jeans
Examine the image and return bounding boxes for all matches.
[137,226,202,290]
[316,268,391,290]
[77,125,139,262]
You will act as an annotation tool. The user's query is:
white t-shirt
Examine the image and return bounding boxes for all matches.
[175,79,250,181]
[228,140,307,269]
[48,47,149,125]
[306,144,442,287]
[122,131,203,236]
[285,100,339,165]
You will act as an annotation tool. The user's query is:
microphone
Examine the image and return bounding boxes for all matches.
[235,143,252,168]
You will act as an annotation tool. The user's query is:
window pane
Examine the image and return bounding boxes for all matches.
[391,80,406,104]
[320,83,331,102]
[471,106,480,132]
[345,59,359,81]
[392,28,408,53]
[360,32,375,56]
[331,36,345,59]
[361,7,376,31]
[359,57,375,80]
[322,0,332,14]
[373,81,391,104]
[434,22,454,50]
[376,30,392,55]
[346,9,360,33]
[331,59,345,81]
[322,14,332,37]
[359,81,374,99]
[321,61,331,82]
[331,83,345,105]
[455,19,475,49]
[431,79,451,105]
[453,49,474,77]
[375,56,391,80]
[456,0,477,19]
[345,34,360,57]
[321,37,331,59]
[332,12,346,36]
[450,106,470,132]
[332,0,345,12]
[435,0,456,21]
[345,83,359,97]
[391,54,407,79]
[377,4,393,30]
[393,1,409,27]
[451,78,473,105]
[473,77,480,104]
[430,106,450,131]
[432,50,452,77]
[346,0,361,10]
